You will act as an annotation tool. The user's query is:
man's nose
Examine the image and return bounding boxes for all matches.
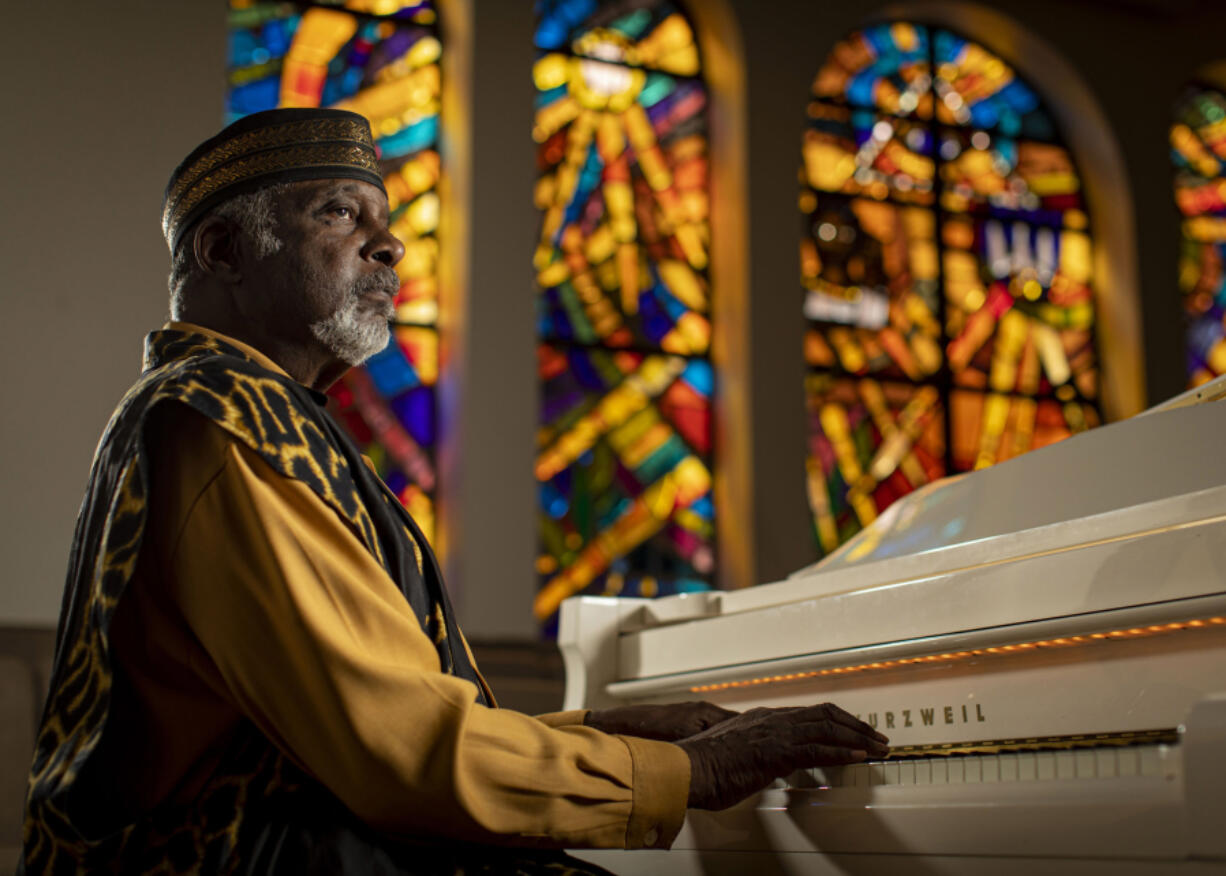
[365,227,406,268]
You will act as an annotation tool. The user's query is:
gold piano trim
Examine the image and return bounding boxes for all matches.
[885,727,1180,759]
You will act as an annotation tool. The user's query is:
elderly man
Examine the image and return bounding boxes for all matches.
[23,109,888,874]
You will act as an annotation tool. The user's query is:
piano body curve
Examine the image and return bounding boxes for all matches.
[561,382,1226,874]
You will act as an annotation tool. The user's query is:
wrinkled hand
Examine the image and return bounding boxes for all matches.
[677,703,889,810]
[583,701,738,741]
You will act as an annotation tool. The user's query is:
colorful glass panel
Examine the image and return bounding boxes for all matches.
[226,0,443,545]
[803,24,1100,557]
[1173,85,1226,385]
[532,0,713,627]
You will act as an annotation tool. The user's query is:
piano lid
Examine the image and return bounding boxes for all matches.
[610,376,1226,635]
[796,374,1226,578]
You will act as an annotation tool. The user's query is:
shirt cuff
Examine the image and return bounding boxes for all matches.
[617,735,690,850]
[532,709,590,728]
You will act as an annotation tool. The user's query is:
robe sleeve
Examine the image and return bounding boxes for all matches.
[164,413,690,849]
[533,710,591,727]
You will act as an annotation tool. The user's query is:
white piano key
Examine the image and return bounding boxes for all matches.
[882,762,900,785]
[981,755,999,782]
[1017,751,1037,782]
[1056,750,1076,780]
[947,759,964,784]
[898,761,916,786]
[1139,745,1161,778]
[1095,748,1116,778]
[964,758,982,783]
[1158,744,1180,781]
[913,759,931,784]
[931,759,948,784]
[1075,749,1097,778]
[1036,751,1056,780]
[999,753,1018,782]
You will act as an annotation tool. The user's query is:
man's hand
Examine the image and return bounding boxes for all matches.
[677,703,889,810]
[583,701,738,741]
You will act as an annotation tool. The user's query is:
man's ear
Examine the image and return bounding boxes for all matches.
[192,216,243,283]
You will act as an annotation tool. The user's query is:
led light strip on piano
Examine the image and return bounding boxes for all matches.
[602,591,1226,700]
[683,615,1226,694]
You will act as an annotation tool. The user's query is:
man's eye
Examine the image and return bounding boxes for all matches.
[330,205,355,219]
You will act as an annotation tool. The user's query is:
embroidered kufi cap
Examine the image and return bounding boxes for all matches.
[162,107,385,251]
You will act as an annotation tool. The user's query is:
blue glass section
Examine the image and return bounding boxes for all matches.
[318,66,364,104]
[366,344,419,397]
[676,578,712,593]
[848,69,881,108]
[999,79,1039,114]
[1189,318,1224,363]
[262,17,295,57]
[554,465,573,496]
[651,282,686,321]
[609,9,652,40]
[637,290,674,344]
[229,77,281,115]
[597,495,631,530]
[998,113,1021,137]
[636,434,688,484]
[374,29,417,73]
[933,29,963,67]
[230,30,261,66]
[546,289,575,341]
[563,144,602,227]
[567,349,606,390]
[378,116,439,160]
[645,79,704,128]
[968,100,999,130]
[535,84,568,109]
[534,0,598,49]
[639,74,674,108]
[541,480,570,519]
[385,469,409,496]
[862,24,898,58]
[392,386,436,446]
[680,359,713,396]
[688,493,714,520]
[995,138,1017,166]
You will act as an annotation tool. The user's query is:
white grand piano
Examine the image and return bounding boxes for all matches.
[561,379,1226,875]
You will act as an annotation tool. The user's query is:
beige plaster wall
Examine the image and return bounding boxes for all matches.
[0,1,224,626]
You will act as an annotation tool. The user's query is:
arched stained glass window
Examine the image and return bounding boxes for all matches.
[531,0,714,627]
[801,24,1100,557]
[1173,84,1226,386]
[227,0,444,544]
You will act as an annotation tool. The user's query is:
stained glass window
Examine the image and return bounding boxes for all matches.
[1173,84,1226,386]
[227,0,443,544]
[802,23,1100,556]
[531,0,714,628]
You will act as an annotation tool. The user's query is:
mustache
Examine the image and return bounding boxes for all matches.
[354,267,400,299]
[352,267,400,319]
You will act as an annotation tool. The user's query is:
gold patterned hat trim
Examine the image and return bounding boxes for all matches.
[163,108,386,250]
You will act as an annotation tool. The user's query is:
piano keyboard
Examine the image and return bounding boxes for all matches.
[802,730,1180,789]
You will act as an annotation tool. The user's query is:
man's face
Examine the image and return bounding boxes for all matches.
[246,178,404,366]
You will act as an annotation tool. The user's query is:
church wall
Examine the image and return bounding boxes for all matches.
[0,0,226,627]
[0,0,1221,636]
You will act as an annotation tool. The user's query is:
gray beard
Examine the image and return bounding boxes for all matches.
[310,270,398,366]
